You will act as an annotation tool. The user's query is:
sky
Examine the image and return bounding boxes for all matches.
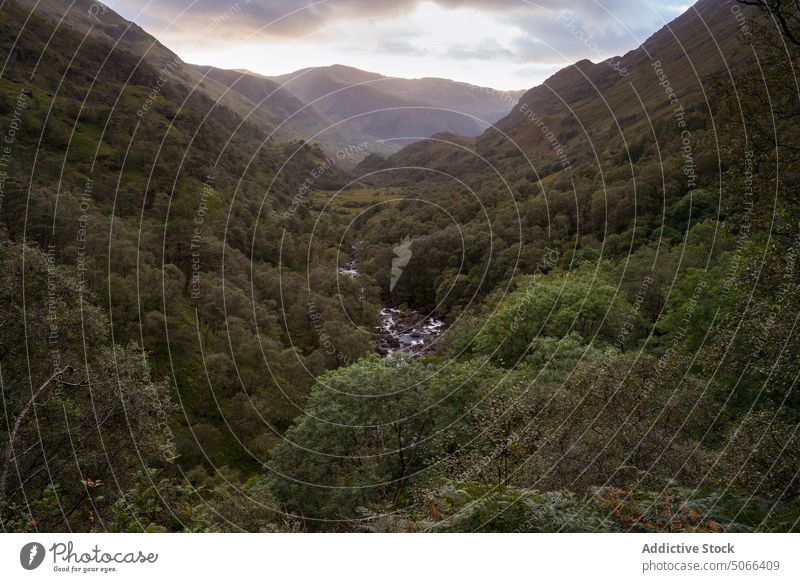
[109,0,696,90]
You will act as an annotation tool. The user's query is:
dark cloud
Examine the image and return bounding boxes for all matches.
[116,0,422,38]
[115,0,677,39]
[109,0,689,87]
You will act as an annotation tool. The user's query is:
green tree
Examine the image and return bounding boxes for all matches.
[0,235,176,531]
[268,355,494,529]
[474,275,641,365]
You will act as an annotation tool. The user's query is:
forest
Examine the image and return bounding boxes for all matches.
[1,0,799,532]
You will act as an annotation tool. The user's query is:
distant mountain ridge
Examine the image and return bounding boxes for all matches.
[269,64,524,143]
[191,65,389,155]
[15,0,525,158]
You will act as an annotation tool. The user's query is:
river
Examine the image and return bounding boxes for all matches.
[339,246,445,356]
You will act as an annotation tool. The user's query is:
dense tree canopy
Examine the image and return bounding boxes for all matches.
[2,0,799,532]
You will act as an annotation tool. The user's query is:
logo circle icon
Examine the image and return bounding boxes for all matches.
[20,542,46,570]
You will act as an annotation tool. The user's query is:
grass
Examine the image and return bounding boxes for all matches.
[311,186,406,215]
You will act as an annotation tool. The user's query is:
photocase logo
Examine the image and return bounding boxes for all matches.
[390,236,413,292]
[20,542,46,570]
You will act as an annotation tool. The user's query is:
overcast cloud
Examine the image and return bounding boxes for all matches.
[108,0,695,89]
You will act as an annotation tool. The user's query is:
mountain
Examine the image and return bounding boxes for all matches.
[13,0,385,157]
[4,0,798,535]
[13,0,294,140]
[0,0,369,531]
[263,0,800,531]
[488,0,753,162]
[192,65,338,136]
[16,1,521,157]
[12,2,524,158]
[364,0,756,182]
[192,65,394,156]
[270,64,524,143]
[347,0,764,323]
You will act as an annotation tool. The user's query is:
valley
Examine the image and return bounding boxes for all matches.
[1,0,799,534]
[338,243,446,356]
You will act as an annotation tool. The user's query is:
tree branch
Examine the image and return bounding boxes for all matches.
[0,366,75,504]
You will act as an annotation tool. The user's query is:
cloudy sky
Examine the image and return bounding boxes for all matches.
[110,0,695,89]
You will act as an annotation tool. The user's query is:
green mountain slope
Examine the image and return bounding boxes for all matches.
[370,0,756,182]
[2,0,798,533]
[13,0,293,139]
[0,0,379,531]
[193,65,395,156]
